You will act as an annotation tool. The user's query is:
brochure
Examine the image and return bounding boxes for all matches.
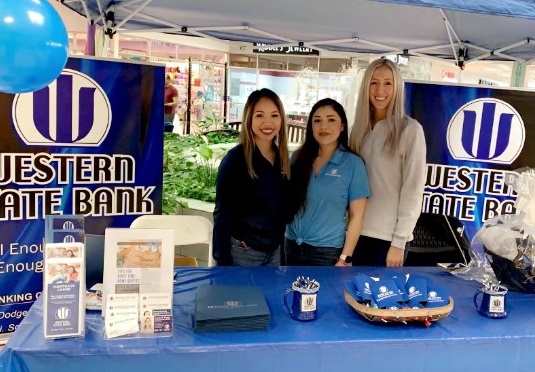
[101,228,175,319]
[43,242,85,340]
[139,293,173,334]
[104,293,140,339]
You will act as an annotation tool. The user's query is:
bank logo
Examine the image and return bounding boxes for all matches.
[56,307,71,320]
[225,301,240,308]
[12,69,112,147]
[447,98,524,164]
[63,234,76,243]
[62,221,75,229]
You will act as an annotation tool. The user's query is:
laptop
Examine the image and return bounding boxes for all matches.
[85,234,105,289]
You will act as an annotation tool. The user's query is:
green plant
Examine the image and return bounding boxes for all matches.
[162,126,237,214]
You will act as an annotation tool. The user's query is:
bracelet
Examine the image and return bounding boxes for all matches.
[336,258,349,266]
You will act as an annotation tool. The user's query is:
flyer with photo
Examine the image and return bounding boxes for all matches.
[101,228,175,318]
[43,242,85,339]
[140,293,173,334]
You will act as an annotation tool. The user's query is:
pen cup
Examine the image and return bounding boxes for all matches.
[284,282,319,321]
[473,284,508,318]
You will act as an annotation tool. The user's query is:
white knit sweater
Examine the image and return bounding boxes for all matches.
[359,116,426,249]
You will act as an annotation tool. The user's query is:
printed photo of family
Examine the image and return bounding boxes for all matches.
[46,244,81,259]
[48,262,80,284]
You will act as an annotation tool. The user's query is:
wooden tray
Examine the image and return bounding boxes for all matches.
[344,289,454,327]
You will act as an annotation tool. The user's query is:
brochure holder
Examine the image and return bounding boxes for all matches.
[101,228,175,339]
[43,215,86,340]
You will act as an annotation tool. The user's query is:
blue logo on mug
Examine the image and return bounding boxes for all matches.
[447,98,525,164]
[12,69,112,147]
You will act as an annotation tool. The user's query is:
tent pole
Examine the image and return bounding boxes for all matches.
[440,9,463,66]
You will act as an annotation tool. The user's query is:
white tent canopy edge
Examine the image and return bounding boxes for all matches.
[61,0,535,68]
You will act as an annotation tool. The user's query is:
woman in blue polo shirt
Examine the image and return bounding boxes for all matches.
[286,98,370,266]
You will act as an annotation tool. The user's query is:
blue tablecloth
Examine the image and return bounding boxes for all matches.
[1,266,534,372]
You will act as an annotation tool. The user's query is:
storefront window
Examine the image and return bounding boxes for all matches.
[460,61,513,87]
[525,65,535,88]
[189,61,226,128]
[288,56,319,71]
[119,38,149,61]
[258,55,288,70]
[229,54,256,68]
[319,58,352,73]
[150,41,178,60]
[68,33,87,55]
[227,68,257,121]
[227,65,359,124]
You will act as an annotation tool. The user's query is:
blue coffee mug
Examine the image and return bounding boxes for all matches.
[473,285,508,318]
[284,283,319,321]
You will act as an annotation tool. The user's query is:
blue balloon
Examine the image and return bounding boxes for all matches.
[0,0,69,94]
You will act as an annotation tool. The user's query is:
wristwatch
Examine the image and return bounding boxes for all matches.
[338,254,352,264]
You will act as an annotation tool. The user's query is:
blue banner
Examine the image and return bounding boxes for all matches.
[406,82,533,240]
[0,57,164,336]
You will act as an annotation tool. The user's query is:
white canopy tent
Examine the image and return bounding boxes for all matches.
[60,0,535,69]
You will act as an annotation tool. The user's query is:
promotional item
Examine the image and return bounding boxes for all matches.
[426,287,450,308]
[474,283,508,318]
[353,274,375,306]
[194,284,270,332]
[406,276,428,308]
[284,276,320,321]
[369,279,404,309]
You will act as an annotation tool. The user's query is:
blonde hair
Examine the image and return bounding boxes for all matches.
[350,58,407,156]
[239,88,290,179]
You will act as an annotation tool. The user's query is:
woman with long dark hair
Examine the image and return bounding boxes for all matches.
[213,88,291,266]
[285,98,369,266]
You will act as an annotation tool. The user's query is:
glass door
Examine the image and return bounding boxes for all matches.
[189,61,226,132]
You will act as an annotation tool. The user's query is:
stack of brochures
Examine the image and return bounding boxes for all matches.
[43,215,86,340]
[194,284,270,332]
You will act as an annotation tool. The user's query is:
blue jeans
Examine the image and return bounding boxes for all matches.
[230,237,280,266]
[285,239,342,266]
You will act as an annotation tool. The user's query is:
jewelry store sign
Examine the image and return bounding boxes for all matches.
[253,43,319,56]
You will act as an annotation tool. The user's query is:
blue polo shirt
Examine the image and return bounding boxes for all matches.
[286,147,370,248]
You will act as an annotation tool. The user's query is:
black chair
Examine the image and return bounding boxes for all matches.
[405,213,470,266]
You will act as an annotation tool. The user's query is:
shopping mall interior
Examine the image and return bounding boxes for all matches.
[52,0,535,133]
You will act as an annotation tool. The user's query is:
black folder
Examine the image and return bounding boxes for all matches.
[194,284,270,332]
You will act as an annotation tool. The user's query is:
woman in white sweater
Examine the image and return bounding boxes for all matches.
[349,58,427,267]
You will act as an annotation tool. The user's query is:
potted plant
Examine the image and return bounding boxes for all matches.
[162,116,238,218]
